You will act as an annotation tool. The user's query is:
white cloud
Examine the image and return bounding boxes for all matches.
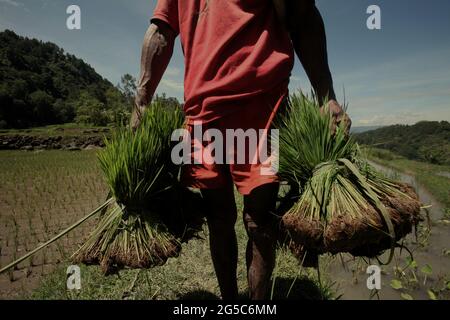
[0,0,22,7]
[161,78,183,91]
[358,112,425,126]
[158,77,184,100]
[165,67,181,77]
[329,48,450,126]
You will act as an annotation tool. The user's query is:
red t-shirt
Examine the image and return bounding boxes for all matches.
[152,0,294,124]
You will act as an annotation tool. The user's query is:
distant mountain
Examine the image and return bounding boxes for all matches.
[351,126,383,134]
[0,30,125,128]
[354,121,450,165]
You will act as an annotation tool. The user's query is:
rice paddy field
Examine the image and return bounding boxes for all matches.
[0,149,449,300]
[0,150,108,297]
[0,150,333,300]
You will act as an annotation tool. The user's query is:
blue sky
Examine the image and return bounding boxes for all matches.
[1,0,449,126]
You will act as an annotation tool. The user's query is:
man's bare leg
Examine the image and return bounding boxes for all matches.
[243,183,279,300]
[202,184,239,300]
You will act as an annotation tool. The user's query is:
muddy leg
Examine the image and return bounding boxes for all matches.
[243,183,279,300]
[202,184,239,300]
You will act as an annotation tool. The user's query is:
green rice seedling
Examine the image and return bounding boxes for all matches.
[37,212,50,262]
[38,211,49,235]
[7,214,19,281]
[73,102,205,274]
[276,93,421,260]
[24,209,37,267]
[11,213,19,269]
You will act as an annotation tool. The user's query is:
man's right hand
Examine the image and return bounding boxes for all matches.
[320,100,352,136]
[131,87,149,131]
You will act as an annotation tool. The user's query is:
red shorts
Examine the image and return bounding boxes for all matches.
[181,85,288,195]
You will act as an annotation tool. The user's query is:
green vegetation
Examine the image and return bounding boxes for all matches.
[73,103,189,273]
[0,30,182,129]
[0,150,336,300]
[32,231,336,300]
[277,94,420,258]
[365,148,450,211]
[354,121,450,166]
[0,123,109,136]
[1,149,449,300]
[98,103,183,207]
[0,30,129,128]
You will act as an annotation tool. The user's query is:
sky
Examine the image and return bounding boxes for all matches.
[1,0,449,126]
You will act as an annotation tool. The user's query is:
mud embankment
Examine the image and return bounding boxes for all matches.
[0,129,109,151]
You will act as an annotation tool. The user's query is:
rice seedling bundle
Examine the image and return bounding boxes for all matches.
[277,94,421,259]
[73,102,205,274]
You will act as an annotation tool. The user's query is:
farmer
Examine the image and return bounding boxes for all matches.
[133,0,351,300]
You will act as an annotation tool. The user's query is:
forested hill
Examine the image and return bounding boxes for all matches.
[354,121,450,165]
[0,30,128,128]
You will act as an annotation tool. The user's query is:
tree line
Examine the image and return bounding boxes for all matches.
[354,121,450,166]
[0,30,180,129]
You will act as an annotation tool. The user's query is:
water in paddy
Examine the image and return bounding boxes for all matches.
[325,162,450,300]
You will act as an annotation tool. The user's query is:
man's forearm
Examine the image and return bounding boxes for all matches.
[136,21,175,107]
[288,2,336,104]
[131,21,175,128]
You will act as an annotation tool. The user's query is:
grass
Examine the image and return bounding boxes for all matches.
[0,123,110,137]
[30,190,337,300]
[31,221,337,300]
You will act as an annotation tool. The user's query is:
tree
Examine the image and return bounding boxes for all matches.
[0,30,183,128]
[0,30,118,128]
[53,99,75,123]
[105,87,128,125]
[154,93,181,110]
[118,73,136,109]
[75,92,108,126]
[29,90,55,123]
[354,121,450,166]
